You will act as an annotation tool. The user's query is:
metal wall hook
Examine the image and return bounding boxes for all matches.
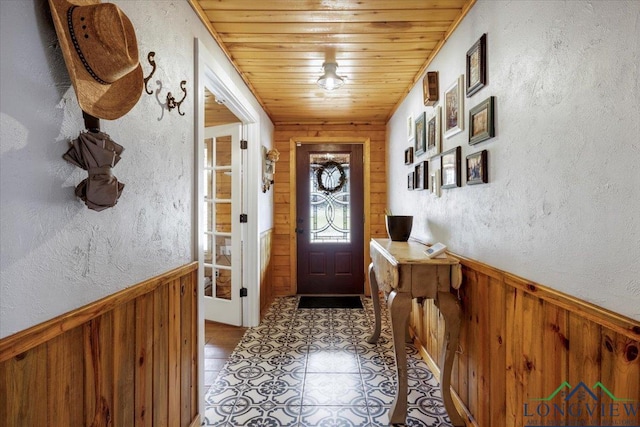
[166,80,187,116]
[143,52,156,95]
[143,51,188,116]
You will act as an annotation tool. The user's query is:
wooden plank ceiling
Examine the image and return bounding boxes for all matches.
[190,0,475,124]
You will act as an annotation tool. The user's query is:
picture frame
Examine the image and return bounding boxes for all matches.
[466,149,488,185]
[440,146,461,189]
[426,105,441,157]
[407,114,415,141]
[414,160,428,190]
[469,96,495,145]
[466,33,487,97]
[423,71,439,106]
[444,75,464,139]
[404,147,414,165]
[414,112,426,156]
[430,171,441,197]
[407,171,416,190]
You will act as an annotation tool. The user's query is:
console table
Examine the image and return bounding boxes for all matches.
[367,238,464,426]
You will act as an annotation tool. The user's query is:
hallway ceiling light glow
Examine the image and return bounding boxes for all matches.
[317,62,346,91]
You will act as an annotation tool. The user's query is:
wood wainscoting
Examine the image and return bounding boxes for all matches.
[260,228,275,318]
[0,262,199,427]
[410,252,640,427]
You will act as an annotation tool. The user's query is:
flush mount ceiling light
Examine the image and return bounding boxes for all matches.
[317,62,346,91]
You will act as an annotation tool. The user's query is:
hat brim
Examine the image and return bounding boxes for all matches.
[49,0,143,120]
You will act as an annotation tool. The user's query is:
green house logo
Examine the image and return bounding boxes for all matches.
[524,381,639,426]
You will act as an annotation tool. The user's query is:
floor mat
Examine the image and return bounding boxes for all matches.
[297,295,363,309]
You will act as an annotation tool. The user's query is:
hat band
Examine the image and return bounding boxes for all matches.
[67,6,108,85]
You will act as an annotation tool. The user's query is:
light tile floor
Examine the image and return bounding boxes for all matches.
[204,296,453,426]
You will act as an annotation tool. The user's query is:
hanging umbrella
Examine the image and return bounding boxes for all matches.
[63,131,125,211]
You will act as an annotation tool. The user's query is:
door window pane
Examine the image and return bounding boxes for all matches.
[308,153,351,243]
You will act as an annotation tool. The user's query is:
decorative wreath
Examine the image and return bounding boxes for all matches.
[316,160,347,194]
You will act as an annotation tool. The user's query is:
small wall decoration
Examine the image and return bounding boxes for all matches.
[430,171,441,197]
[262,147,280,192]
[414,161,428,190]
[441,146,461,189]
[444,75,465,139]
[407,172,416,190]
[466,33,487,97]
[407,114,415,141]
[466,150,488,185]
[404,147,414,165]
[423,71,439,106]
[414,112,427,156]
[426,105,441,157]
[469,96,495,145]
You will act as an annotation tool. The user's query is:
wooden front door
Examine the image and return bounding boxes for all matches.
[296,144,364,294]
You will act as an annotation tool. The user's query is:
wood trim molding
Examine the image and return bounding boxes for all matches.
[452,254,640,340]
[408,237,639,340]
[288,137,372,294]
[0,262,198,363]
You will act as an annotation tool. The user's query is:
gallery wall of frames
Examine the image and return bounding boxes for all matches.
[405,33,492,195]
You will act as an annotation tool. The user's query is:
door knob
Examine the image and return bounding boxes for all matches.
[295,228,304,234]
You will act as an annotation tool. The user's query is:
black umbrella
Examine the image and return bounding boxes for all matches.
[63,131,125,211]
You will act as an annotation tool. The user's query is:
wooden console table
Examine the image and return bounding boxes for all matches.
[367,238,464,426]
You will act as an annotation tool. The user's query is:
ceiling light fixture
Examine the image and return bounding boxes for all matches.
[317,62,346,91]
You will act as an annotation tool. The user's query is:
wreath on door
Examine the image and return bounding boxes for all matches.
[316,160,347,194]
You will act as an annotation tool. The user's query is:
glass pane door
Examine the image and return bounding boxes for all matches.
[201,123,242,325]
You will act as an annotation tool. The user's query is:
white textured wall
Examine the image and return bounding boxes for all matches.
[387,0,640,320]
[0,0,273,338]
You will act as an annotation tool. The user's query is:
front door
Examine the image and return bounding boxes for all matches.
[296,144,364,294]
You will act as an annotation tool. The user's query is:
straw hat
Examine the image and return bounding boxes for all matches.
[48,0,143,120]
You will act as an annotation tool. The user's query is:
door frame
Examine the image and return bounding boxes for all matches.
[195,37,261,419]
[289,137,372,295]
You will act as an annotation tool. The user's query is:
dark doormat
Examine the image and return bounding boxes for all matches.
[298,296,363,309]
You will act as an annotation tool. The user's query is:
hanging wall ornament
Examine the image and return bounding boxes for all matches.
[316,160,347,194]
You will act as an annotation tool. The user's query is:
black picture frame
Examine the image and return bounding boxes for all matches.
[414,112,426,156]
[466,150,488,184]
[404,147,414,165]
[407,172,416,190]
[414,160,428,190]
[469,96,495,145]
[466,33,487,97]
[441,146,461,189]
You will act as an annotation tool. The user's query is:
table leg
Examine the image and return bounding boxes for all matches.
[366,262,381,344]
[435,290,465,427]
[388,290,411,425]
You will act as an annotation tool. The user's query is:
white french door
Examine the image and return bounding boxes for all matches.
[201,123,243,325]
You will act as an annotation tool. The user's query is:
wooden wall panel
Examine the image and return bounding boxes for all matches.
[272,123,387,295]
[409,254,640,427]
[0,263,199,427]
[260,229,275,318]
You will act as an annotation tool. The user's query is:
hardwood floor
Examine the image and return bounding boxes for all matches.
[204,320,247,395]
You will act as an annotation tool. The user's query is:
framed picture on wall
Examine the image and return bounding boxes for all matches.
[415,161,428,190]
[404,147,414,165]
[466,33,487,97]
[407,171,416,190]
[423,71,439,106]
[430,171,441,197]
[414,112,426,156]
[469,96,495,145]
[426,105,441,157]
[466,150,488,184]
[441,146,461,189]
[444,75,465,139]
[407,114,415,141]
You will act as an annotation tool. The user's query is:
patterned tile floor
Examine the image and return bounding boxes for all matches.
[204,296,453,426]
